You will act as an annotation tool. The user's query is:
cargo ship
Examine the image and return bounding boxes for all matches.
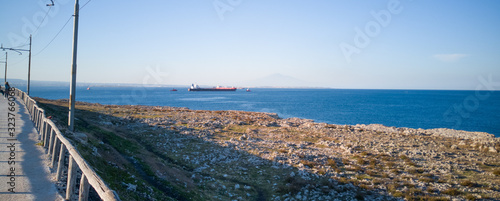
[188,84,237,91]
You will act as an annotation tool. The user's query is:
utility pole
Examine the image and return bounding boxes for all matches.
[0,52,6,83]
[0,37,31,88]
[4,52,6,83]
[68,0,79,132]
[27,34,32,95]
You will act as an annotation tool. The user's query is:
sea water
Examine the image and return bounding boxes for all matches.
[27,86,500,137]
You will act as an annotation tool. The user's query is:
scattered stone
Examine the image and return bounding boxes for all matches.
[35,98,500,201]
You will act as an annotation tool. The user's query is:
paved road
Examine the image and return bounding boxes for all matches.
[0,93,63,201]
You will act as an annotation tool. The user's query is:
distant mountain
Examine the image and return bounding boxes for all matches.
[238,73,321,88]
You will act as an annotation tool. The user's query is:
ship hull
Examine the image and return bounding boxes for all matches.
[188,88,237,91]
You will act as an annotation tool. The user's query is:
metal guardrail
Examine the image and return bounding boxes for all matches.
[14,88,120,201]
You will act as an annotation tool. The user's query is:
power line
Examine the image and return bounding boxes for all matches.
[6,2,53,65]
[31,7,52,37]
[9,15,71,65]
[33,15,73,57]
[33,0,93,57]
[80,0,92,10]
[9,0,94,64]
[17,6,53,47]
[10,44,30,49]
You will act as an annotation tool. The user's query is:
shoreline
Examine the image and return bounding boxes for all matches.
[50,97,499,139]
[39,98,500,142]
[35,98,500,200]
[26,84,500,138]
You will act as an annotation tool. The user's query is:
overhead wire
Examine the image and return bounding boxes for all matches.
[10,0,94,64]
[33,15,73,57]
[33,0,93,56]
[0,6,51,63]
[80,0,92,10]
[31,6,52,38]
[10,44,30,49]
[8,0,92,65]
[16,6,53,48]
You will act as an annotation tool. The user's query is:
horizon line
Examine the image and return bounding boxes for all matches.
[5,79,498,92]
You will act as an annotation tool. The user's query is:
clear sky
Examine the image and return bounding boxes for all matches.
[1,0,499,89]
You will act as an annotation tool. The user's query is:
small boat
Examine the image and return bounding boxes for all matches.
[170,89,178,91]
[246,88,251,92]
[87,87,90,90]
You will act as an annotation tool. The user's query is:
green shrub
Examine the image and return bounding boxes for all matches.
[357,158,367,165]
[465,194,477,200]
[460,180,476,187]
[427,196,450,201]
[327,158,337,168]
[386,161,395,168]
[419,177,435,183]
[278,176,308,195]
[442,188,461,196]
[392,191,403,197]
[359,184,373,190]
[407,161,417,167]
[366,170,378,177]
[300,160,317,168]
[342,158,350,165]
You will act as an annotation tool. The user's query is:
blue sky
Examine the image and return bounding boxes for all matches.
[1,0,499,89]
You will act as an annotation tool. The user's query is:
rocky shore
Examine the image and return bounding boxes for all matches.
[36,98,500,201]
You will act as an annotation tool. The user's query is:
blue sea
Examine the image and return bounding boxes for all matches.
[27,86,500,137]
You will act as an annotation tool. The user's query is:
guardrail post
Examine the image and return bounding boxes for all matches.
[34,108,38,128]
[44,126,52,149]
[79,174,90,201]
[51,139,61,168]
[35,109,39,127]
[42,121,49,146]
[56,144,66,181]
[40,120,45,141]
[40,120,46,141]
[67,155,78,200]
[30,102,34,118]
[36,110,41,130]
[39,111,43,130]
[48,130,56,154]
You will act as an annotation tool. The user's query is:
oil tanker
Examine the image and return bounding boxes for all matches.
[188,84,237,91]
